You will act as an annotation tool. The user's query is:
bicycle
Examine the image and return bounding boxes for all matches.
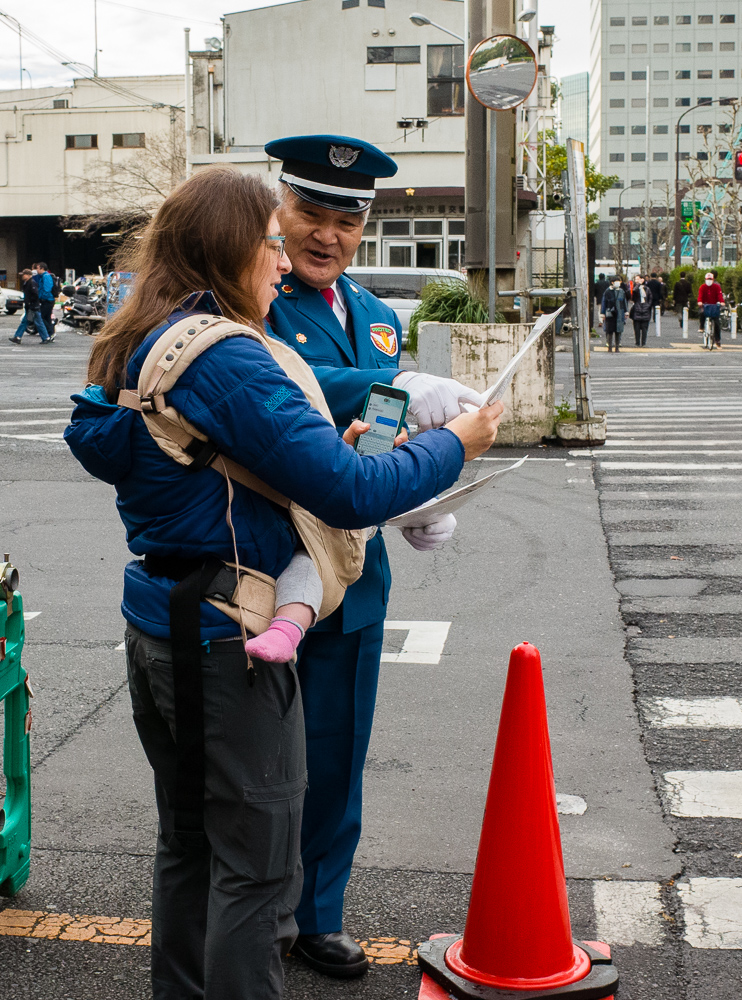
[702,316,715,350]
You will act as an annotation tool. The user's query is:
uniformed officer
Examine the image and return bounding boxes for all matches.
[266,134,483,978]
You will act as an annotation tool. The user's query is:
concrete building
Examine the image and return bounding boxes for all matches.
[589,0,742,264]
[0,74,183,282]
[560,72,589,150]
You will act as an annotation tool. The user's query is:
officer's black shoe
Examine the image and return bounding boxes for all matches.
[292,932,369,978]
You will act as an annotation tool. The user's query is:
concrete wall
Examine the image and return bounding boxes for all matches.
[417,321,555,445]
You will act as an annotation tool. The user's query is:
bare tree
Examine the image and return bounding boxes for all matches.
[681,101,742,267]
[63,113,185,234]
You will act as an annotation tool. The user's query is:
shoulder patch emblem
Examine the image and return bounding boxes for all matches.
[296,333,307,344]
[281,285,293,294]
[369,323,398,357]
[264,385,291,412]
[329,145,361,169]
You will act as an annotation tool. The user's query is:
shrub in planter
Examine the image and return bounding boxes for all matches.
[407,277,504,358]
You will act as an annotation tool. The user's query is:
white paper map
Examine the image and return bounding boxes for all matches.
[479,304,566,407]
[387,456,528,528]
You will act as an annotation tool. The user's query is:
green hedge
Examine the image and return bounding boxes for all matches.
[407,278,504,357]
[666,265,742,318]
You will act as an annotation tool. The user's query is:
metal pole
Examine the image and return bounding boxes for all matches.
[655,304,661,338]
[208,67,215,155]
[184,28,192,179]
[488,112,497,322]
[682,305,689,338]
[644,67,650,272]
[18,25,22,88]
[94,0,99,76]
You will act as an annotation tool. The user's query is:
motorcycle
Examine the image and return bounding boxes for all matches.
[60,284,106,335]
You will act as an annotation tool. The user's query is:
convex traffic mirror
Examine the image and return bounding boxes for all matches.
[466,35,537,111]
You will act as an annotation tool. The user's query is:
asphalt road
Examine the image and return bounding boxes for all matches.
[0,315,740,998]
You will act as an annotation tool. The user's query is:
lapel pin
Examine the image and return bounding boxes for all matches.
[349,284,360,294]
[296,333,307,343]
[281,285,293,294]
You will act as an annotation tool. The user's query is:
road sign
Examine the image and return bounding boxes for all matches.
[681,201,702,218]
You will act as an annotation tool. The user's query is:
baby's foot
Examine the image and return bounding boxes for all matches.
[244,617,304,663]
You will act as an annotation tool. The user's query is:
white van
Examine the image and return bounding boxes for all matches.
[345,266,464,344]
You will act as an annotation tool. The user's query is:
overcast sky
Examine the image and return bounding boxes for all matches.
[0,0,590,93]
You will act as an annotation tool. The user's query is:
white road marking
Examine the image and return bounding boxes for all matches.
[605,440,742,447]
[0,407,71,414]
[382,621,451,664]
[678,879,742,949]
[0,432,65,441]
[555,793,586,815]
[663,771,742,818]
[593,882,664,947]
[644,697,742,729]
[115,642,126,651]
[600,462,742,471]
[23,612,41,621]
[0,419,69,427]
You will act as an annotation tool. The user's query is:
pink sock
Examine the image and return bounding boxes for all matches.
[244,617,304,663]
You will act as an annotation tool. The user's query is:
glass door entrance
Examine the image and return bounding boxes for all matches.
[384,242,415,267]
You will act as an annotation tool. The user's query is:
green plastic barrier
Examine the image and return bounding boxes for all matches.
[0,555,31,896]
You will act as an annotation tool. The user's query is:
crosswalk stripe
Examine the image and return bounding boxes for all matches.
[593,882,664,947]
[678,879,742,949]
[644,697,742,728]
[663,771,742,818]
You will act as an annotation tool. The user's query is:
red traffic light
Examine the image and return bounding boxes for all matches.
[736,151,742,182]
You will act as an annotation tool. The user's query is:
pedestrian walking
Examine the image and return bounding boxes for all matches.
[594,272,609,327]
[673,271,692,326]
[698,271,724,348]
[8,268,53,343]
[648,272,666,315]
[599,276,627,352]
[630,275,654,347]
[35,262,56,339]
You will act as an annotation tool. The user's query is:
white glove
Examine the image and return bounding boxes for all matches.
[393,372,484,432]
[401,513,457,551]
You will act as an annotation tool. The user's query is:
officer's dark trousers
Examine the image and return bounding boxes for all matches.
[125,625,307,1000]
[294,621,384,933]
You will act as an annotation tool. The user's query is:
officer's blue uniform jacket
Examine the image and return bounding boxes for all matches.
[64,293,464,639]
[268,273,405,634]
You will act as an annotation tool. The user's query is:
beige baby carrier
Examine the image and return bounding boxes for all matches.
[118,313,367,641]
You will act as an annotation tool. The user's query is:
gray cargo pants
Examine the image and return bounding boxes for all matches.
[125,624,307,1000]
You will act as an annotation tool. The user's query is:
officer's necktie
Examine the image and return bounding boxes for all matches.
[320,287,334,308]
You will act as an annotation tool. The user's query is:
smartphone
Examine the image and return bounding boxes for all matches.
[354,383,410,456]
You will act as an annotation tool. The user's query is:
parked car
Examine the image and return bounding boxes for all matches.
[345,266,464,345]
[0,286,24,314]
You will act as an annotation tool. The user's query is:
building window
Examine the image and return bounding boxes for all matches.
[632,70,647,80]
[610,99,625,108]
[632,16,647,26]
[720,70,735,79]
[654,15,669,25]
[65,134,97,149]
[719,151,730,161]
[653,152,668,161]
[677,151,690,160]
[697,70,712,80]
[367,0,385,6]
[368,46,419,63]
[697,151,708,161]
[610,72,625,81]
[112,132,145,148]
[653,125,668,134]
[697,42,713,52]
[719,123,733,133]
[676,43,691,52]
[677,124,690,133]
[697,97,712,105]
[653,179,668,189]
[631,152,646,161]
[676,15,691,25]
[654,43,669,53]
[609,207,619,216]
[631,125,646,135]
[631,98,646,108]
[654,71,669,81]
[632,44,647,54]
[609,126,625,135]
[719,97,735,106]
[609,153,625,162]
[697,124,712,134]
[654,98,669,107]
[721,14,736,24]
[427,45,464,116]
[676,97,690,107]
[609,17,625,26]
[676,71,690,80]
[53,98,69,109]
[698,14,713,24]
[631,180,645,189]
[611,179,623,188]
[341,0,359,7]
[720,42,736,51]
[609,45,625,54]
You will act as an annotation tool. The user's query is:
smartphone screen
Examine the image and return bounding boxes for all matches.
[356,387,408,456]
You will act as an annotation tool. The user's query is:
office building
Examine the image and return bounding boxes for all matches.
[560,72,589,150]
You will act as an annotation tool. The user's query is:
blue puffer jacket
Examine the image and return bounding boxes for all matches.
[64,298,465,639]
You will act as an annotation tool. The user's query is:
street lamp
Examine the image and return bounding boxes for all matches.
[674,98,725,267]
[408,14,464,43]
[21,68,31,88]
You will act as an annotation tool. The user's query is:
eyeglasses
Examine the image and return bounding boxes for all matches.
[265,235,287,259]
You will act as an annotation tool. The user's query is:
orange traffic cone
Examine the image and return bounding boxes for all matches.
[418,642,618,999]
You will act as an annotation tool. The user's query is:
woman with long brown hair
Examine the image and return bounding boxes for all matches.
[65,167,503,999]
